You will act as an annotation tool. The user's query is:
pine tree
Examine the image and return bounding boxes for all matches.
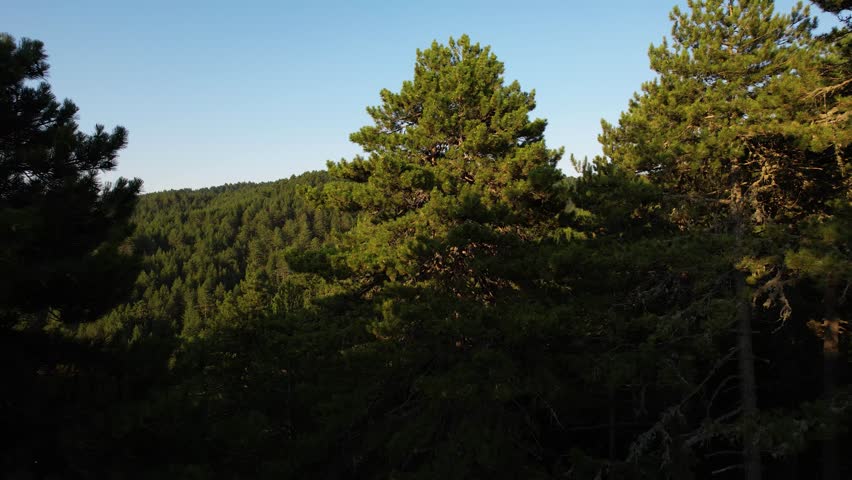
[0,33,143,325]
[308,35,573,477]
[597,1,846,477]
[322,34,566,299]
[0,33,143,477]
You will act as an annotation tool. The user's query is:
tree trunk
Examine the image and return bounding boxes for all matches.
[731,193,762,480]
[822,280,840,480]
[736,270,762,480]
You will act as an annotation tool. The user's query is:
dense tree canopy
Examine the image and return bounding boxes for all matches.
[1,2,850,479]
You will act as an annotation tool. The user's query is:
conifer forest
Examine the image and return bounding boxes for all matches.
[1,1,851,478]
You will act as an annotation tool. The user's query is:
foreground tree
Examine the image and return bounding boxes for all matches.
[0,33,142,326]
[0,33,142,476]
[304,35,576,478]
[599,0,849,477]
[323,34,567,295]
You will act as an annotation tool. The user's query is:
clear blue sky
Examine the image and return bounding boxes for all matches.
[6,0,826,192]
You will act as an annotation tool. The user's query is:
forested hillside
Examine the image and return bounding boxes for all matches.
[2,1,850,479]
[3,172,354,477]
[85,172,352,344]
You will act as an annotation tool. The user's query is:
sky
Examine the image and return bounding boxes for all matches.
[5,0,831,192]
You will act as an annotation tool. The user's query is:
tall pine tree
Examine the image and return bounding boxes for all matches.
[307,35,575,478]
[0,33,143,326]
[598,1,848,477]
[0,33,143,477]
